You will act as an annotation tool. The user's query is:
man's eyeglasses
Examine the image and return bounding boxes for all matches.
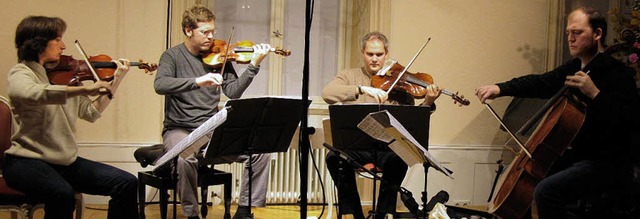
[198,29,217,37]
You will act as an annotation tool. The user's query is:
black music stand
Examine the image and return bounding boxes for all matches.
[328,104,431,218]
[329,104,430,152]
[203,97,310,219]
[359,110,453,219]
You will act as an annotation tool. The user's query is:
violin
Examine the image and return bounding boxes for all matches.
[371,59,470,106]
[46,54,157,86]
[202,39,291,67]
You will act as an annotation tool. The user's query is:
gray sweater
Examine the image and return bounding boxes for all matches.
[154,43,259,133]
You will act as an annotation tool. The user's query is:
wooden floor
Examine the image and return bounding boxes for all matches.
[0,203,366,219]
[0,203,491,219]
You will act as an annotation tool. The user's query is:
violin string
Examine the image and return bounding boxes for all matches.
[385,38,431,96]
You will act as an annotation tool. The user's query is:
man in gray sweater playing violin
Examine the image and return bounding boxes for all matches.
[154,5,272,219]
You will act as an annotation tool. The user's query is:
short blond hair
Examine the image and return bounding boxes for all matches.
[182,5,215,35]
[361,31,389,51]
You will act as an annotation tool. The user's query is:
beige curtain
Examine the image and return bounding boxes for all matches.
[338,0,391,71]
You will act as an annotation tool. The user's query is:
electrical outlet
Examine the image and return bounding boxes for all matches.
[451,200,471,206]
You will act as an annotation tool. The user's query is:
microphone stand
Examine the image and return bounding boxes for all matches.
[299,0,313,218]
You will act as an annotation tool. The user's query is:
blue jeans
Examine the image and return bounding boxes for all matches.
[3,155,139,219]
[534,159,633,219]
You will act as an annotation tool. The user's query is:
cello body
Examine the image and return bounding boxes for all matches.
[488,95,586,218]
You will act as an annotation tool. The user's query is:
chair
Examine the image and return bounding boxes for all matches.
[0,96,83,219]
[135,144,232,219]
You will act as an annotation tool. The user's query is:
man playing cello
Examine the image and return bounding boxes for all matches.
[476,7,640,218]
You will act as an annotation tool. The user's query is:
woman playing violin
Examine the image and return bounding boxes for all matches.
[4,16,138,219]
[476,7,640,218]
[153,5,272,219]
[321,31,443,219]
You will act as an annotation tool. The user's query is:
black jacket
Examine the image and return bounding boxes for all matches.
[496,53,640,163]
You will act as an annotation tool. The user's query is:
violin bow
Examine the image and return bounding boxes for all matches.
[74,40,112,99]
[74,40,102,83]
[219,26,235,75]
[384,37,431,96]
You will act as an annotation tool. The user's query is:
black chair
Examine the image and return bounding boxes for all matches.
[134,144,232,219]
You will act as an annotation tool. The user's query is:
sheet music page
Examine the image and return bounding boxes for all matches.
[153,107,229,170]
[357,111,394,143]
[358,110,453,179]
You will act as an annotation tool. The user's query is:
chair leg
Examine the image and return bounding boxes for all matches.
[159,188,168,219]
[224,178,231,219]
[201,187,208,218]
[138,176,146,219]
[75,193,84,219]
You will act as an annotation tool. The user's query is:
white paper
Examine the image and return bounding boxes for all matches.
[357,110,453,179]
[153,107,229,170]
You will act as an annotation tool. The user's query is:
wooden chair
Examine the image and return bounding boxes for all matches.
[135,144,232,219]
[0,96,83,219]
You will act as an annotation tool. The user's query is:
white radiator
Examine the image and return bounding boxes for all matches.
[214,148,332,204]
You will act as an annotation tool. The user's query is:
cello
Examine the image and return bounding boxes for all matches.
[484,53,605,218]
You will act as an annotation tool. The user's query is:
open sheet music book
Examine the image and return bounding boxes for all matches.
[357,110,453,179]
[153,107,230,171]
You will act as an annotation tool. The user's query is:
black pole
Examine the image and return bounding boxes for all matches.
[299,0,312,218]
[165,0,171,50]
[421,162,430,219]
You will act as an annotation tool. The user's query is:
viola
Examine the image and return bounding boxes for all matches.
[46,54,157,86]
[371,60,470,106]
[202,39,291,67]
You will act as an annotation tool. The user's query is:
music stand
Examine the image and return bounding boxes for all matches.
[203,97,311,219]
[359,110,453,219]
[329,104,430,152]
[328,104,431,218]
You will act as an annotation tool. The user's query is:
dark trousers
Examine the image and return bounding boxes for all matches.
[326,150,408,219]
[534,159,633,219]
[3,155,139,219]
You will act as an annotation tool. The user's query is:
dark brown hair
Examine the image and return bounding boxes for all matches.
[15,16,66,62]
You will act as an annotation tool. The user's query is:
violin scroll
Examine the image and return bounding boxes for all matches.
[136,59,158,73]
[450,91,470,107]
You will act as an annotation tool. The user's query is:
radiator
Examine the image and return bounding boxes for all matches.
[214,148,331,204]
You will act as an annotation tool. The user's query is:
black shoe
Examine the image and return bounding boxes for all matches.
[233,205,252,219]
[187,217,199,219]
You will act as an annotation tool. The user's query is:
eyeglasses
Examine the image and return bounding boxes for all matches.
[197,28,217,37]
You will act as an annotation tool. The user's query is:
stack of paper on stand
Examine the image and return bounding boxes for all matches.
[153,107,230,171]
[357,110,453,179]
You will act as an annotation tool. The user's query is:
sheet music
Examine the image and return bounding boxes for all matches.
[153,107,229,170]
[357,112,394,143]
[357,110,453,179]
